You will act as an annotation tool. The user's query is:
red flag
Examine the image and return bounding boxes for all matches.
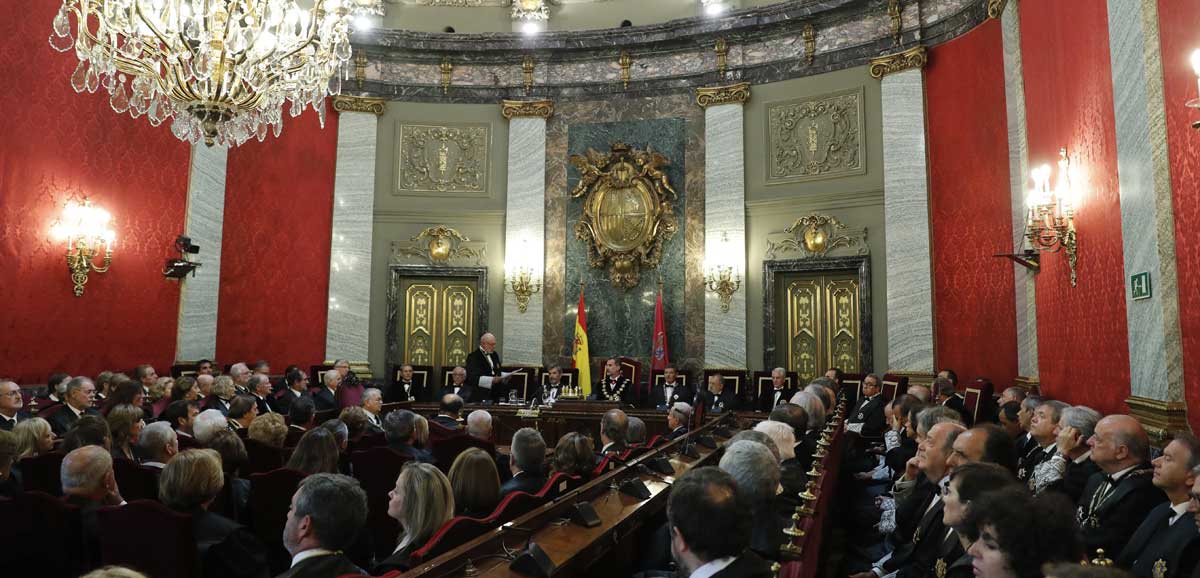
[651,288,670,371]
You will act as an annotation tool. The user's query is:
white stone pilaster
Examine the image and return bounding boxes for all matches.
[501,101,551,365]
[175,144,228,361]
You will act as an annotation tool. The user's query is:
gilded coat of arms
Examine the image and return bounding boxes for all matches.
[570,143,679,289]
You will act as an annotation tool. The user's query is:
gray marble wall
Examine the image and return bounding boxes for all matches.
[1001,0,1039,378]
[326,112,379,364]
[881,68,935,374]
[175,144,228,361]
[502,116,547,365]
[1105,0,1184,402]
[704,103,748,368]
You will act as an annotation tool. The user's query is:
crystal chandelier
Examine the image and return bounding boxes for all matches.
[48,0,354,147]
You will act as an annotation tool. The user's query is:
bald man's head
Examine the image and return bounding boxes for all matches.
[61,445,115,500]
[1088,415,1150,473]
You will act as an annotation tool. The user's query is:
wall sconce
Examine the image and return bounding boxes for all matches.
[505,233,543,313]
[1188,49,1200,129]
[512,0,549,34]
[704,232,742,313]
[50,199,115,297]
[1024,148,1080,287]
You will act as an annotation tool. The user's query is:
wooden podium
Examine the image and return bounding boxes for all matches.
[550,399,623,412]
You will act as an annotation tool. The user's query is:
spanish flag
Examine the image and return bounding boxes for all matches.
[572,288,592,396]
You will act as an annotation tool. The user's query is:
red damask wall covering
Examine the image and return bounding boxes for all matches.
[926,20,1019,390]
[1156,0,1200,432]
[215,109,337,370]
[1020,0,1130,414]
[0,1,190,382]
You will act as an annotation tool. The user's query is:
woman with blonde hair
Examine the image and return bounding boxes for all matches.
[375,462,455,574]
[107,404,145,462]
[413,414,431,449]
[148,376,173,418]
[13,417,54,458]
[247,413,287,448]
[551,432,595,478]
[159,449,269,578]
[447,447,501,518]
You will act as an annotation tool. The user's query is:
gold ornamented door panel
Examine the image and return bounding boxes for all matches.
[398,277,478,371]
[778,272,862,384]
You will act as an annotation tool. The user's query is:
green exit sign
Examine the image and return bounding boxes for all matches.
[1131,271,1152,300]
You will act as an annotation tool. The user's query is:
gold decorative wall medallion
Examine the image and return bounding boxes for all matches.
[767,88,864,183]
[765,213,867,261]
[869,46,927,78]
[501,99,554,119]
[332,95,387,116]
[396,123,489,195]
[397,226,483,264]
[986,0,1009,19]
[570,143,679,289]
[695,82,751,108]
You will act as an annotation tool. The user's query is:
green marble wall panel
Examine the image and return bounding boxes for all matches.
[563,118,688,361]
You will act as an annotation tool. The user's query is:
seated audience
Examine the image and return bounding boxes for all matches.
[728,430,780,462]
[934,376,969,426]
[286,397,316,447]
[698,373,736,413]
[275,369,310,416]
[628,416,647,446]
[161,400,201,448]
[383,410,434,463]
[206,376,235,415]
[599,409,629,457]
[963,486,1082,578]
[1015,396,1045,461]
[997,401,1024,440]
[169,376,200,404]
[61,415,112,452]
[205,429,251,519]
[133,365,158,397]
[314,369,340,412]
[1115,433,1200,578]
[287,428,341,475]
[40,372,71,406]
[996,387,1028,406]
[94,372,113,403]
[789,390,827,436]
[945,423,1019,474]
[0,429,20,497]
[720,439,785,559]
[81,566,148,578]
[667,402,692,440]
[0,379,28,430]
[759,368,797,412]
[1077,415,1166,557]
[666,467,772,578]
[550,432,595,478]
[196,374,215,399]
[318,419,350,473]
[1018,400,1069,483]
[413,415,431,452]
[247,374,275,416]
[228,363,252,395]
[805,382,834,413]
[227,395,258,433]
[501,428,547,496]
[906,384,932,403]
[193,409,229,445]
[106,403,145,462]
[845,374,886,439]
[1032,405,1102,500]
[137,421,178,468]
[50,376,102,435]
[102,380,143,417]
[61,445,125,557]
[279,473,370,577]
[433,394,465,430]
[449,447,501,518]
[338,407,372,442]
[360,388,385,433]
[467,409,493,440]
[438,366,471,401]
[375,462,455,574]
[13,417,54,458]
[158,448,269,578]
[148,376,173,418]
[937,462,1021,578]
[753,420,796,462]
[248,413,288,449]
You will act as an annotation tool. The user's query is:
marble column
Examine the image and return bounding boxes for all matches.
[500,100,553,365]
[1105,0,1187,438]
[997,1,1040,385]
[175,144,228,361]
[696,83,750,368]
[870,48,935,379]
[325,96,386,373]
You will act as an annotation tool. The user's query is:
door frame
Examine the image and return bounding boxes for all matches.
[762,256,873,374]
[385,265,490,379]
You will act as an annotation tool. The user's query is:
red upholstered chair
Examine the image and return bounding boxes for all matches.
[350,447,413,559]
[112,458,160,502]
[242,438,285,476]
[482,491,546,525]
[407,516,496,565]
[21,490,90,577]
[535,472,583,501]
[20,452,65,495]
[644,434,665,448]
[37,403,66,423]
[430,434,496,473]
[428,420,465,444]
[98,499,196,578]
[248,468,307,573]
[590,456,616,478]
[618,357,645,403]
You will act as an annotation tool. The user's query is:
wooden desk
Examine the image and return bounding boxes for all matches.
[410,403,673,445]
[399,414,747,578]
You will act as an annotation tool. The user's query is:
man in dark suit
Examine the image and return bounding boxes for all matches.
[61,445,125,562]
[698,373,737,414]
[1116,434,1200,578]
[275,369,311,416]
[464,333,506,403]
[162,400,201,450]
[286,398,316,447]
[1077,415,1167,558]
[934,376,971,426]
[48,377,101,436]
[0,380,29,431]
[247,374,276,416]
[666,403,692,440]
[593,358,634,405]
[1015,396,1044,460]
[226,395,257,434]
[278,473,369,578]
[437,366,474,403]
[598,409,629,458]
[313,370,339,412]
[360,388,385,434]
[667,466,774,578]
[501,428,548,496]
[769,403,815,475]
[1018,400,1068,483]
[650,365,693,409]
[531,366,567,406]
[845,374,886,439]
[757,368,796,413]
[383,410,434,463]
[386,364,428,403]
[37,372,70,408]
[431,394,464,430]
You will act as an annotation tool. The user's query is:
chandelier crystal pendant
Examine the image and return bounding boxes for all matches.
[48,0,355,147]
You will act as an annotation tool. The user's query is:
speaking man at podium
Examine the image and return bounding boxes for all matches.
[465,333,511,403]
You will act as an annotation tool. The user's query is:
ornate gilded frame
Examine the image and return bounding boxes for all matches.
[762,256,873,373]
[385,265,490,382]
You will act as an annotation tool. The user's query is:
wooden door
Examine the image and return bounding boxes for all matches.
[775,271,862,384]
[399,277,478,371]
